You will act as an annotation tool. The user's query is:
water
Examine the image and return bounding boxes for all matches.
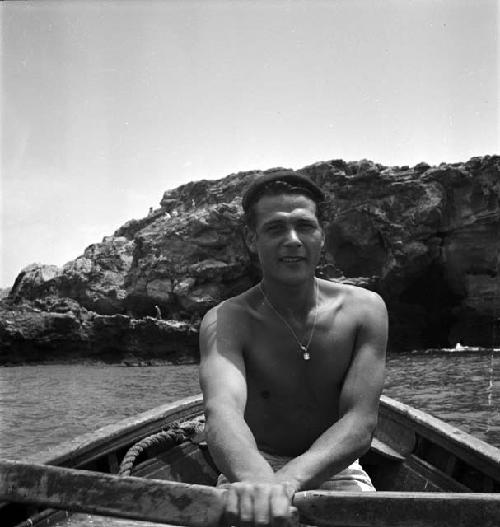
[0,350,499,460]
[0,364,200,459]
[384,350,500,448]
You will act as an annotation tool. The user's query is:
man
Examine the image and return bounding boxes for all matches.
[199,169,388,525]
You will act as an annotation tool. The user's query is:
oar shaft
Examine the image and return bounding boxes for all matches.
[294,490,500,527]
[0,459,225,527]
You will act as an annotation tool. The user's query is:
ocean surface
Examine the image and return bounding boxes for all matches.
[0,350,499,460]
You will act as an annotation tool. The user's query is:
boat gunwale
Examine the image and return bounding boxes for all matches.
[23,394,204,469]
[19,394,500,479]
[379,395,500,481]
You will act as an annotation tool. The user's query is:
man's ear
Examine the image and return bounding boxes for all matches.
[244,227,257,253]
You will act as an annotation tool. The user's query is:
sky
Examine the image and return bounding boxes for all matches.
[1,0,498,288]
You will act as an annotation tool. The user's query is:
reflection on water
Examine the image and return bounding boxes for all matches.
[0,350,498,460]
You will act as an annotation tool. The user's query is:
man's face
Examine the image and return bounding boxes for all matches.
[246,193,325,285]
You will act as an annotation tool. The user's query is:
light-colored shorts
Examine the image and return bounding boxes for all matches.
[216,450,375,491]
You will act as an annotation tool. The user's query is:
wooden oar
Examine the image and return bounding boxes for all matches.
[294,490,500,527]
[1,460,500,527]
[0,459,225,527]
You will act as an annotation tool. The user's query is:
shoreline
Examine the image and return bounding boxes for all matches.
[3,347,500,367]
[0,357,198,368]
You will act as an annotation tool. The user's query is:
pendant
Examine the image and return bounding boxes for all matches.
[300,345,310,361]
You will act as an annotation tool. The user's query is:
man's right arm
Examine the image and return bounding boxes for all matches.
[199,302,274,482]
[199,302,297,525]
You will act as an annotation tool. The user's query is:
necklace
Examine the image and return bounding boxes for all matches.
[259,279,319,361]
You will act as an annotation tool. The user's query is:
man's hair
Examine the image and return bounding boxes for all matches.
[242,170,326,230]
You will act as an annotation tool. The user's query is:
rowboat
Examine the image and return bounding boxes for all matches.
[1,394,499,526]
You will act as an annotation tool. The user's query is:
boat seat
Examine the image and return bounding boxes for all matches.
[370,437,406,462]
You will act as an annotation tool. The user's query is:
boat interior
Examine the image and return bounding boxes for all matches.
[2,395,499,527]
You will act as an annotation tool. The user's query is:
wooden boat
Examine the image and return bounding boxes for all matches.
[1,394,499,526]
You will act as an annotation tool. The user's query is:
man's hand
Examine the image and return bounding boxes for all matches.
[221,481,298,526]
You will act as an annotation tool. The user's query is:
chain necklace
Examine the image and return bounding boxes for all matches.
[259,279,319,361]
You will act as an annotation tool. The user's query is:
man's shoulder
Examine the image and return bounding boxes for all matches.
[320,279,386,311]
[320,280,387,348]
[199,287,260,352]
[201,286,258,325]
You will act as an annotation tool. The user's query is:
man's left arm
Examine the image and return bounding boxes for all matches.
[274,290,388,491]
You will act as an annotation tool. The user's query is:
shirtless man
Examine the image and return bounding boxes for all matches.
[199,170,388,525]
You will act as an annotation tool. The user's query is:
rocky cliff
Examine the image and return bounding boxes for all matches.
[1,156,499,364]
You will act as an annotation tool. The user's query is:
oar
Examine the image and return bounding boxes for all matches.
[0,459,225,527]
[1,460,500,527]
[294,490,500,527]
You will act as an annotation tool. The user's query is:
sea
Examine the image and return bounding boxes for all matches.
[0,350,499,460]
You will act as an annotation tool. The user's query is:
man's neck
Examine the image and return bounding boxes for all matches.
[260,277,317,317]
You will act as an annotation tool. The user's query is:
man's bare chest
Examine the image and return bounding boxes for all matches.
[243,313,356,397]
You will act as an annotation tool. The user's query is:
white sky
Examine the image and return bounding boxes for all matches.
[1,0,499,287]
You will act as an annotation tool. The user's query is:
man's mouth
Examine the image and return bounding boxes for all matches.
[279,256,304,263]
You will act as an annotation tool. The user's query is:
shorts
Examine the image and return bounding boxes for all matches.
[216,450,375,491]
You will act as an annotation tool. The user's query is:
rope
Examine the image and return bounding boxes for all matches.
[118,418,204,476]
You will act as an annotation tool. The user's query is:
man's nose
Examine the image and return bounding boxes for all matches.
[283,228,302,246]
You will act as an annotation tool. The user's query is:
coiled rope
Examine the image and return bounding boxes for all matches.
[118,417,205,476]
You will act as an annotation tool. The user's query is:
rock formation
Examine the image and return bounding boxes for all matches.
[0,297,198,365]
[1,155,499,363]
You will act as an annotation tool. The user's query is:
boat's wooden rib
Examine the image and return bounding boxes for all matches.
[367,437,406,462]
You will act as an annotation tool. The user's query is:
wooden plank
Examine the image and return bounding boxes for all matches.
[295,490,500,527]
[370,437,406,461]
[374,408,417,457]
[1,460,500,527]
[365,450,476,493]
[379,396,500,482]
[0,459,225,527]
[107,452,119,474]
[403,454,470,492]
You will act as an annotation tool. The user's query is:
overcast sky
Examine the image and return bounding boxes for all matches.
[1,0,498,287]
